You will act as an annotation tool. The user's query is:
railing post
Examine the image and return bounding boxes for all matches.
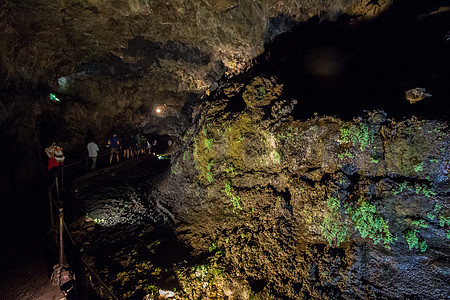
[59,207,65,265]
[48,188,54,229]
[55,174,60,203]
[61,164,64,190]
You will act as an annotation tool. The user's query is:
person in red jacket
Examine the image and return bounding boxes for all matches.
[45,141,65,179]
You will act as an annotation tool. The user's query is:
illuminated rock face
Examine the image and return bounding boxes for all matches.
[154,76,450,299]
[0,0,385,139]
[0,0,394,194]
[9,1,445,297]
[0,0,386,87]
[0,2,449,297]
[69,76,449,298]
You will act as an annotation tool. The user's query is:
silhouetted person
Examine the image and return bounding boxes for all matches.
[134,134,141,156]
[140,134,148,155]
[130,134,137,157]
[122,135,133,159]
[45,141,64,183]
[152,139,158,155]
[87,139,99,170]
[108,133,120,164]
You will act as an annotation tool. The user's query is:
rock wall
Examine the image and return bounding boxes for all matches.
[0,0,392,196]
[0,0,386,87]
[155,76,450,299]
[0,0,392,135]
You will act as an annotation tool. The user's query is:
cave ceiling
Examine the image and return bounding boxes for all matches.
[1,0,449,150]
[0,0,394,135]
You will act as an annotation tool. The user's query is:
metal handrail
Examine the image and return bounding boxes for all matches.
[62,221,120,300]
[46,147,158,299]
[48,165,119,300]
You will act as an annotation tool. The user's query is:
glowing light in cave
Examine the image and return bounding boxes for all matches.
[49,93,60,102]
[156,108,161,113]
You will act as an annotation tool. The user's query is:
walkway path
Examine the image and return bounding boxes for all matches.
[0,155,169,299]
[0,183,63,299]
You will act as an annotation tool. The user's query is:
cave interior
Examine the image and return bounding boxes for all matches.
[0,0,449,299]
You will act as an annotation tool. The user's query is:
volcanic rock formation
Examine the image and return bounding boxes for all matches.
[0,0,392,191]
[1,0,449,299]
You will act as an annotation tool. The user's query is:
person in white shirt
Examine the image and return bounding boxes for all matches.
[87,139,99,170]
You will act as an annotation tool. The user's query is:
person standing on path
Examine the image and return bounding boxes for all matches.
[108,133,120,164]
[45,141,65,180]
[122,134,133,160]
[87,139,99,170]
[152,138,158,156]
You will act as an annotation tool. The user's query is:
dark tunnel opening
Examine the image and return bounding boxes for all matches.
[247,0,450,121]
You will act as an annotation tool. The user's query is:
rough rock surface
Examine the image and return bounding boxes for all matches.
[152,77,450,299]
[1,0,385,87]
[0,0,387,151]
[0,0,395,201]
[1,1,449,299]
[68,75,449,299]
[2,0,446,196]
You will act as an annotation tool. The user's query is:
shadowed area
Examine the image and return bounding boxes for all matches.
[249,1,450,120]
[0,0,449,299]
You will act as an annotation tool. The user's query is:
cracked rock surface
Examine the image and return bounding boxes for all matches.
[153,76,450,299]
[71,76,449,299]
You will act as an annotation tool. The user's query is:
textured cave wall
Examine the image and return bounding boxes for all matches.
[0,0,390,193]
[12,1,447,298]
[154,76,450,299]
[0,0,387,87]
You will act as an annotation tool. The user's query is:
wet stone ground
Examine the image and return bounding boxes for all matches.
[65,156,189,299]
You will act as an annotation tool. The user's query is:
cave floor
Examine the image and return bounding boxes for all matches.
[0,154,171,299]
[0,242,63,300]
[64,154,183,299]
[0,182,63,299]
